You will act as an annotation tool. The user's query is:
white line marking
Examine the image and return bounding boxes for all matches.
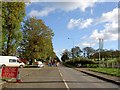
[63,78,69,89]
[60,72,63,77]
[58,67,69,90]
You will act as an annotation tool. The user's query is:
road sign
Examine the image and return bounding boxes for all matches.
[1,67,18,79]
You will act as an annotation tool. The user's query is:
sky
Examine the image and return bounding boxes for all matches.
[25,0,119,59]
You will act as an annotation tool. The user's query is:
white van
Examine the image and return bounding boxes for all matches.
[0,56,25,68]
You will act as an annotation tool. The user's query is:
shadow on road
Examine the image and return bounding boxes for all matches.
[7,80,110,83]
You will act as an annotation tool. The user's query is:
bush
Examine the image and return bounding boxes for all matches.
[65,57,96,67]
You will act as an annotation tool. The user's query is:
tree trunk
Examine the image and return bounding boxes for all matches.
[6,30,12,55]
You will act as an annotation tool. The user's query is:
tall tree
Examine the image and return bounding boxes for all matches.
[2,2,25,55]
[21,17,54,64]
[0,2,2,55]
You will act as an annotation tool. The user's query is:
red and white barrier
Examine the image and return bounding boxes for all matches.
[1,67,21,83]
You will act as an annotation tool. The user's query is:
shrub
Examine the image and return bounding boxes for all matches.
[65,57,96,67]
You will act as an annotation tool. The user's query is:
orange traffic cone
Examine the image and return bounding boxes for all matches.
[16,71,22,83]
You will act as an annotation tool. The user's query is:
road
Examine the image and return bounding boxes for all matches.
[1,65,119,90]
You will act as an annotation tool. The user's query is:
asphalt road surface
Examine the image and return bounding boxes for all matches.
[2,65,119,90]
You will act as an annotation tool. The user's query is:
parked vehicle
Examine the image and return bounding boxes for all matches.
[19,58,28,64]
[0,56,25,68]
[34,61,44,68]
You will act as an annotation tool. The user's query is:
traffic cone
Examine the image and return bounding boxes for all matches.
[16,71,22,83]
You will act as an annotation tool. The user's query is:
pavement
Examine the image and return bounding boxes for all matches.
[0,65,119,90]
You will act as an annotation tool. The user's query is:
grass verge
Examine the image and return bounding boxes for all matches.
[89,68,120,77]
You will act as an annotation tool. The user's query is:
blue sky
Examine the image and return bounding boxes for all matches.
[25,1,119,58]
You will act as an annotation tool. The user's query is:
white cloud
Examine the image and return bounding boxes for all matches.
[81,35,88,39]
[90,30,104,40]
[28,0,98,17]
[67,18,93,29]
[90,8,118,41]
[68,7,118,41]
[26,0,98,17]
[90,22,118,41]
[77,7,118,48]
[67,8,118,30]
[49,0,98,12]
[95,8,118,24]
[82,42,95,47]
[29,7,55,17]
[28,1,97,17]
[77,42,96,48]
[29,0,119,3]
[67,19,80,29]
[82,18,93,28]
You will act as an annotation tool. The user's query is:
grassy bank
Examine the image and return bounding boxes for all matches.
[89,68,120,77]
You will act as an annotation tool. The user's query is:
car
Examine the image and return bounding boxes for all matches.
[34,61,44,68]
[76,63,82,67]
[0,56,25,68]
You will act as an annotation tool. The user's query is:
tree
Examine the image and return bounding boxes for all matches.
[54,55,60,62]
[21,17,54,64]
[0,2,2,55]
[83,47,95,58]
[2,2,26,55]
[71,46,82,58]
[61,49,69,62]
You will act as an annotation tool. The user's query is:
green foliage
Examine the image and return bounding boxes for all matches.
[65,57,95,67]
[2,2,25,55]
[61,51,69,62]
[83,47,95,58]
[0,2,2,55]
[116,57,120,63]
[91,50,120,61]
[71,46,82,58]
[20,17,54,63]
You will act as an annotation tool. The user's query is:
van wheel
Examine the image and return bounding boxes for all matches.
[2,64,6,68]
[19,65,23,68]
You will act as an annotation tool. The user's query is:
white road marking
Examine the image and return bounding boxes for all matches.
[58,67,69,90]
[60,72,63,77]
[63,78,69,89]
